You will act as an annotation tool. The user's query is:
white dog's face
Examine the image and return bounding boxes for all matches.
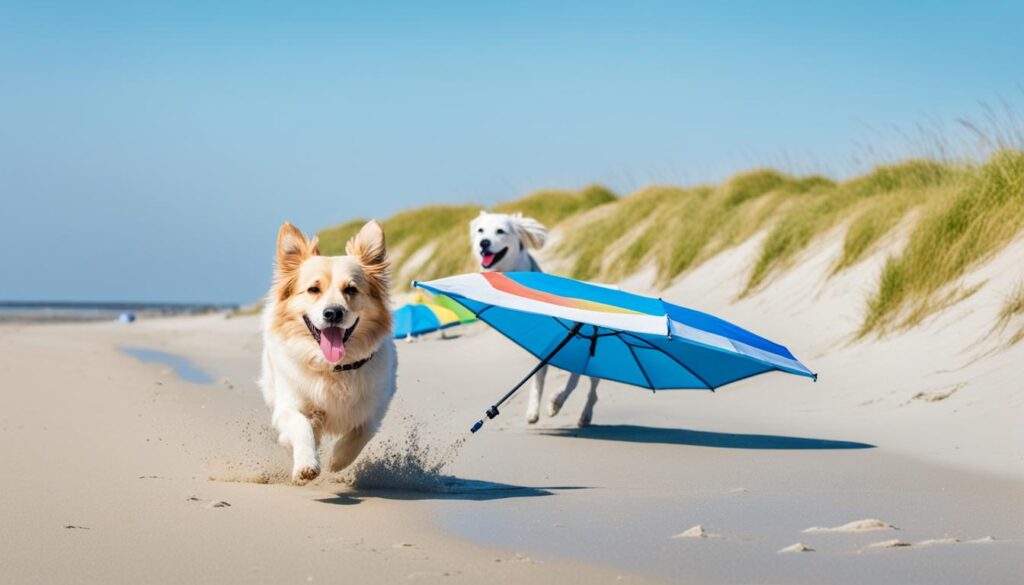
[470,211,548,272]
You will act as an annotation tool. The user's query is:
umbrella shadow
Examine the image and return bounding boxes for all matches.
[318,477,587,506]
[540,424,874,450]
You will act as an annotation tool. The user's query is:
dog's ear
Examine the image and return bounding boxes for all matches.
[275,223,317,299]
[347,220,390,295]
[509,213,548,250]
[346,220,387,265]
[276,223,318,269]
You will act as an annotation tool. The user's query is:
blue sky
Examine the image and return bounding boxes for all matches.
[1,1,1021,303]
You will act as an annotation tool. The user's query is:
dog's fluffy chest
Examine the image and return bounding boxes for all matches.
[263,337,397,437]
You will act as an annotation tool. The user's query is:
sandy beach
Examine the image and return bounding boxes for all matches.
[6,4,1024,583]
[1,295,1021,583]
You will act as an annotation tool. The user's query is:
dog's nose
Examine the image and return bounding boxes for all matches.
[480,239,491,250]
[322,305,345,324]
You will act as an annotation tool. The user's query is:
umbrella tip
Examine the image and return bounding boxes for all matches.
[470,419,484,433]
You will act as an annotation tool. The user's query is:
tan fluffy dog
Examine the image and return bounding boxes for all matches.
[259,221,397,483]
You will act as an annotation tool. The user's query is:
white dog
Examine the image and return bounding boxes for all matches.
[260,221,397,483]
[470,211,601,427]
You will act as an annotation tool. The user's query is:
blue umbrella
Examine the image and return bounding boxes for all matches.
[414,272,816,432]
[392,303,459,339]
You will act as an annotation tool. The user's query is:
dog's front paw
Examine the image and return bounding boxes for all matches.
[292,463,320,484]
[547,398,563,417]
[577,413,593,427]
[525,410,540,424]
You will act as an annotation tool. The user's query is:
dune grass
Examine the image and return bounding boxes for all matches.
[862,150,1024,333]
[317,185,615,287]
[556,153,1024,334]
[559,170,842,283]
[745,160,954,293]
[494,184,616,227]
[995,281,1024,345]
[317,147,1024,337]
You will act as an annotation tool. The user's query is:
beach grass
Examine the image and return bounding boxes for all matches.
[862,150,1024,333]
[318,147,1024,336]
[318,185,615,286]
[995,281,1024,345]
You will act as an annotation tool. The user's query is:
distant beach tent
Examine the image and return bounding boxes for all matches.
[392,292,477,339]
[414,272,816,432]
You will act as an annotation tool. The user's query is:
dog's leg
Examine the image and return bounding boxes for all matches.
[272,404,321,483]
[525,365,547,424]
[577,377,600,427]
[330,426,372,472]
[547,371,581,417]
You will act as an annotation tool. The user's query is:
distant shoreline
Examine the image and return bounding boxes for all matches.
[0,300,237,323]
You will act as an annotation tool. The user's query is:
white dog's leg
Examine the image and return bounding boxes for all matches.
[547,372,581,417]
[577,377,600,427]
[330,426,372,472]
[272,404,320,483]
[526,365,547,424]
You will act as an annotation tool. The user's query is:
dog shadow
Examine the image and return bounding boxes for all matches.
[539,424,874,450]
[318,478,586,506]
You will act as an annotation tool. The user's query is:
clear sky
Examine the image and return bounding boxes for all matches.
[1,1,1021,303]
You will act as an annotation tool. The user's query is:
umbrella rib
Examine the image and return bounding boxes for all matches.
[576,322,596,378]
[619,331,717,390]
[624,341,655,389]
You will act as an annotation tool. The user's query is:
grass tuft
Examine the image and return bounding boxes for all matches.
[862,150,1024,333]
[318,185,614,288]
[315,145,1024,337]
[996,281,1024,345]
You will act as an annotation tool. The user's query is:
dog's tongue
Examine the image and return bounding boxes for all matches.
[481,253,496,268]
[319,327,347,363]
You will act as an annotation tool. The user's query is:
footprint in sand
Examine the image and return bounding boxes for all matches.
[778,543,815,553]
[915,538,959,546]
[186,495,232,509]
[867,539,912,549]
[671,525,721,539]
[803,518,896,533]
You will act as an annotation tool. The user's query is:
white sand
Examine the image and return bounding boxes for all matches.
[916,538,960,546]
[778,543,815,553]
[867,539,913,549]
[2,229,1023,583]
[803,519,896,533]
[671,525,712,539]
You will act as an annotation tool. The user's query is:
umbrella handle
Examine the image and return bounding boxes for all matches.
[469,323,582,434]
[469,406,501,433]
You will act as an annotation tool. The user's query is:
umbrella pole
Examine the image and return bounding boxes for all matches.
[471,322,583,433]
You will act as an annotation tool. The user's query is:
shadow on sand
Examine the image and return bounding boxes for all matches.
[319,479,586,505]
[540,424,874,450]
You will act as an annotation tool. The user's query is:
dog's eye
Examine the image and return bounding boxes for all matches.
[496,228,506,235]
[344,286,358,296]
[307,286,321,294]
[477,228,484,233]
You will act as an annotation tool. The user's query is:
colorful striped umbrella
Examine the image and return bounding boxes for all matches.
[392,292,477,340]
[414,272,816,432]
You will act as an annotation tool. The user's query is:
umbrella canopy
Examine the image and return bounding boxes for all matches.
[392,292,478,339]
[414,271,815,392]
[431,293,478,324]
